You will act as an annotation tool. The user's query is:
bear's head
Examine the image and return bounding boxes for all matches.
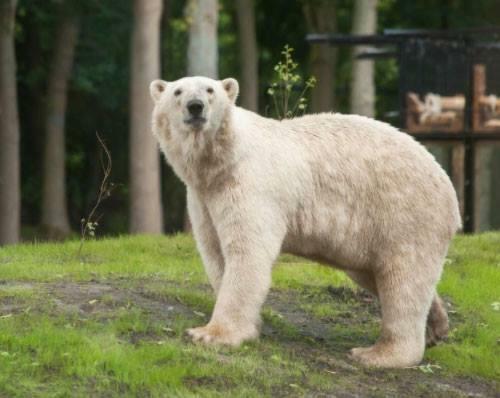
[150,76,239,142]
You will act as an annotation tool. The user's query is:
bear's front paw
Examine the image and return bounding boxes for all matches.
[187,322,259,347]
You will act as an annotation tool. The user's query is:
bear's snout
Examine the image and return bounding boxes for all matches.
[187,99,204,117]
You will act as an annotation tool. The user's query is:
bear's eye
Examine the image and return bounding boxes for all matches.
[174,89,182,97]
[207,87,214,94]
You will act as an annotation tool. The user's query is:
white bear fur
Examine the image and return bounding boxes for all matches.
[149,76,461,368]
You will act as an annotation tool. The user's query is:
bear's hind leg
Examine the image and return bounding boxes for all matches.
[346,270,378,296]
[347,271,448,348]
[350,254,441,368]
[426,293,449,346]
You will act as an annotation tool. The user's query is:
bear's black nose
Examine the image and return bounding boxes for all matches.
[187,99,204,117]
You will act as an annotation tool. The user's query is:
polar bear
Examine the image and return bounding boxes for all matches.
[149,76,460,368]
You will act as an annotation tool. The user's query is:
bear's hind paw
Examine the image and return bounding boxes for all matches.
[349,344,422,368]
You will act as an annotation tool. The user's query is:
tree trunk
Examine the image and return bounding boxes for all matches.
[186,0,218,78]
[236,0,258,111]
[0,0,20,245]
[303,1,337,113]
[41,13,79,238]
[129,0,164,234]
[350,0,377,117]
[184,0,218,232]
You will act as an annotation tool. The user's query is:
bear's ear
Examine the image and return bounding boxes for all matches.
[150,80,168,103]
[221,78,239,103]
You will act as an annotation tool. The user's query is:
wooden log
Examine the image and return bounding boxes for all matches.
[484,119,500,128]
[439,95,465,111]
[451,144,465,224]
[422,93,464,112]
[407,92,425,113]
[406,92,464,132]
[472,64,486,132]
[478,96,500,109]
[474,144,493,231]
[421,111,457,126]
[406,92,423,132]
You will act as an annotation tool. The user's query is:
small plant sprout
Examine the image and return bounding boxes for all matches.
[78,133,116,258]
[267,45,316,119]
[406,363,442,374]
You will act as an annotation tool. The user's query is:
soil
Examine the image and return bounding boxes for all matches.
[1,280,498,397]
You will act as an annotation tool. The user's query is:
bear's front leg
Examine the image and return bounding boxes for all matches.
[187,198,286,347]
[187,255,271,345]
[187,189,225,295]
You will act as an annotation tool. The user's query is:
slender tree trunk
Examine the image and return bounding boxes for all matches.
[129,0,164,234]
[303,1,337,113]
[0,0,20,245]
[41,13,79,238]
[186,0,218,78]
[184,0,218,232]
[236,0,258,111]
[350,0,377,117]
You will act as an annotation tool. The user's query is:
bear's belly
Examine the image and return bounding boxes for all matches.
[281,229,372,271]
[279,195,373,270]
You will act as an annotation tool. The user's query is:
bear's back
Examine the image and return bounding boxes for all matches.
[236,109,461,247]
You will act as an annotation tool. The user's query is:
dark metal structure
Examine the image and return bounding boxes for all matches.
[307,28,500,232]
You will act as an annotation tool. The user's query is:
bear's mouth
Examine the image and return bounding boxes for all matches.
[184,116,207,130]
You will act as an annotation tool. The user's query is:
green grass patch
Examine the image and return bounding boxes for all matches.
[0,233,499,396]
[426,233,500,380]
[0,234,204,283]
[0,310,331,397]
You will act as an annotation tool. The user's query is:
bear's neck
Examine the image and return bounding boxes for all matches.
[169,109,238,192]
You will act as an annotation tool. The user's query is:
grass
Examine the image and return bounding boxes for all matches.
[0,233,498,397]
[425,233,500,379]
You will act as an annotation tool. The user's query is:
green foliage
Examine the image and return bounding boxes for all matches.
[267,45,316,119]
